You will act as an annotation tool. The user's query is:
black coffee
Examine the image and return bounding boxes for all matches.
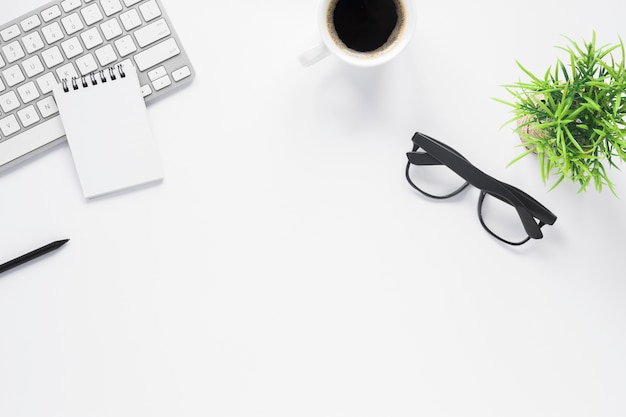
[328,0,402,53]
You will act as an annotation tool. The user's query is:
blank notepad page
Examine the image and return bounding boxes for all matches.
[53,65,164,199]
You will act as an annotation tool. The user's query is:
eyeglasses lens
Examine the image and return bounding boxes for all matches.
[406,162,468,199]
[479,192,531,244]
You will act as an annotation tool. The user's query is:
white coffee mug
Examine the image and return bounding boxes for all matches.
[299,0,416,67]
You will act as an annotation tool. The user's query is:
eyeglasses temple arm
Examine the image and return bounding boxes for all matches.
[406,152,443,166]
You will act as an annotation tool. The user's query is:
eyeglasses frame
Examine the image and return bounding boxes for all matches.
[405,132,557,245]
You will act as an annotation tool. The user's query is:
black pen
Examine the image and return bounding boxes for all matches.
[0,239,69,275]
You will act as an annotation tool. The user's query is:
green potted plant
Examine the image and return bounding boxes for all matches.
[497,32,626,195]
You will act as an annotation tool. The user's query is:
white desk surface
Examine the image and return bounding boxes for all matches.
[1,1,625,416]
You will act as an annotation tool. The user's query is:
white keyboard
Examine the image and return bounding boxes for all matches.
[0,0,194,171]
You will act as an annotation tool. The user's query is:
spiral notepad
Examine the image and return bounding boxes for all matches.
[53,64,163,199]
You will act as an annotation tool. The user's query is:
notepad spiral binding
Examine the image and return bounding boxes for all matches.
[61,65,127,92]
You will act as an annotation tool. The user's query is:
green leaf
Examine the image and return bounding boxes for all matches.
[614,91,622,118]
[516,60,543,84]
[559,60,570,82]
[582,95,602,112]
[507,147,537,167]
[548,174,565,190]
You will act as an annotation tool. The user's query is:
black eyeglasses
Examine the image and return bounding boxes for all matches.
[405,132,557,245]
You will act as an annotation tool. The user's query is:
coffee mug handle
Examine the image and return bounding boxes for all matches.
[299,43,330,66]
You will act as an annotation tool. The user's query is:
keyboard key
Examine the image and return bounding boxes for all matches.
[152,75,171,91]
[41,5,62,22]
[172,66,191,82]
[133,18,170,48]
[114,35,137,57]
[134,38,180,71]
[56,62,79,81]
[61,0,82,12]
[20,15,42,32]
[140,84,152,97]
[95,44,117,66]
[0,25,20,42]
[37,96,59,118]
[0,115,21,137]
[76,53,98,75]
[148,65,166,81]
[42,22,64,44]
[101,0,123,17]
[81,27,104,49]
[118,58,133,69]
[36,72,58,94]
[22,56,45,77]
[61,13,84,35]
[124,0,143,6]
[81,4,104,26]
[61,37,84,59]
[0,79,5,92]
[0,91,20,112]
[100,18,122,40]
[22,32,45,53]
[120,9,142,31]
[139,0,162,22]
[42,46,64,68]
[17,105,40,128]
[2,65,25,87]
[2,41,25,63]
[17,82,40,104]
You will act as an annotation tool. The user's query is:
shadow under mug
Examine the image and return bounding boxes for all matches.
[300,0,416,67]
